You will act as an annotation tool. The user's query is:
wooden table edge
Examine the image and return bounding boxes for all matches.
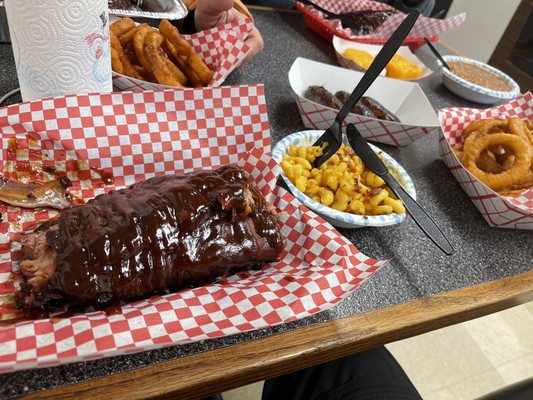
[22,269,533,400]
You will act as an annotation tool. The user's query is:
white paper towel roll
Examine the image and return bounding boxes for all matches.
[4,0,112,101]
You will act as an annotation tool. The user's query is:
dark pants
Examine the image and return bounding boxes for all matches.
[262,346,422,400]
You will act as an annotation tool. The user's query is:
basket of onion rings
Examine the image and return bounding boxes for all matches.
[438,92,533,230]
[110,17,254,91]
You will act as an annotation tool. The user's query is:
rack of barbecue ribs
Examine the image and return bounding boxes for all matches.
[17,165,286,313]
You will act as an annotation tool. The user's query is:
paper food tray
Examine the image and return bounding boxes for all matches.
[296,0,465,49]
[333,36,432,81]
[438,92,533,230]
[112,18,253,91]
[289,57,440,147]
[0,87,387,373]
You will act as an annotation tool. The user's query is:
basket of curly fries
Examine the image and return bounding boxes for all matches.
[109,16,254,90]
[438,92,533,230]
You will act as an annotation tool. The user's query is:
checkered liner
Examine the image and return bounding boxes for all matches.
[297,0,465,41]
[0,88,386,373]
[294,93,436,147]
[112,18,253,92]
[438,92,533,230]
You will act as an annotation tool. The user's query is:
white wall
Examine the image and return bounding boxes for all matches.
[440,0,522,62]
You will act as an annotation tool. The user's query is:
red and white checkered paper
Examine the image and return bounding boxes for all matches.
[438,92,533,230]
[0,87,386,373]
[296,0,465,44]
[294,94,436,147]
[112,18,253,92]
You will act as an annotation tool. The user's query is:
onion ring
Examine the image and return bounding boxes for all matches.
[110,34,124,75]
[187,53,214,86]
[462,133,531,192]
[120,54,146,81]
[476,150,503,174]
[499,168,533,195]
[111,33,145,80]
[452,144,464,163]
[144,32,184,87]
[162,39,179,61]
[509,117,533,147]
[159,48,188,86]
[174,54,203,87]
[159,19,191,57]
[134,25,154,74]
[110,17,136,38]
[463,119,507,139]
[161,40,188,85]
[119,23,146,47]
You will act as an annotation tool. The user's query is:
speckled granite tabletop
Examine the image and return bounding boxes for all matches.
[0,8,532,399]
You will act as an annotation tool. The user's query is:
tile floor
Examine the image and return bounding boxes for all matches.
[222,302,533,400]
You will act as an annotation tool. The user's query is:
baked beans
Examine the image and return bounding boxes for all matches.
[449,62,512,92]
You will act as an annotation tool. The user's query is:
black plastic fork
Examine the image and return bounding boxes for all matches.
[312,9,420,168]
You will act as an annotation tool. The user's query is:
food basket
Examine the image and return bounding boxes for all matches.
[0,87,387,373]
[289,57,440,147]
[295,0,465,51]
[438,92,533,230]
[112,18,253,91]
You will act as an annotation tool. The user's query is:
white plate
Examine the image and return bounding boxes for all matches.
[288,57,440,147]
[333,36,432,81]
[272,130,416,228]
[440,55,520,105]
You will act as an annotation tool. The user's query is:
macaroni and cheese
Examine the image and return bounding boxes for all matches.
[280,144,406,216]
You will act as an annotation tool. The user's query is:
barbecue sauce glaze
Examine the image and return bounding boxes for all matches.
[26,165,285,307]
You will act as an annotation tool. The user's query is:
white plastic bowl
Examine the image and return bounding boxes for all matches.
[441,55,520,105]
[272,130,416,228]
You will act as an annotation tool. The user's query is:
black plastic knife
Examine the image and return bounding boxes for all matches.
[346,123,455,255]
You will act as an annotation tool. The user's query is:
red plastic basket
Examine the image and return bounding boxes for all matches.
[296,2,438,51]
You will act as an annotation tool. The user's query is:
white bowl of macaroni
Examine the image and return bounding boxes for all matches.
[273,130,416,228]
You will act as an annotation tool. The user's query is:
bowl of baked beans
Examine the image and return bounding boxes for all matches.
[440,55,520,104]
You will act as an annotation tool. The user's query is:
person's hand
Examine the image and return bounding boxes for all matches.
[194,0,264,64]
